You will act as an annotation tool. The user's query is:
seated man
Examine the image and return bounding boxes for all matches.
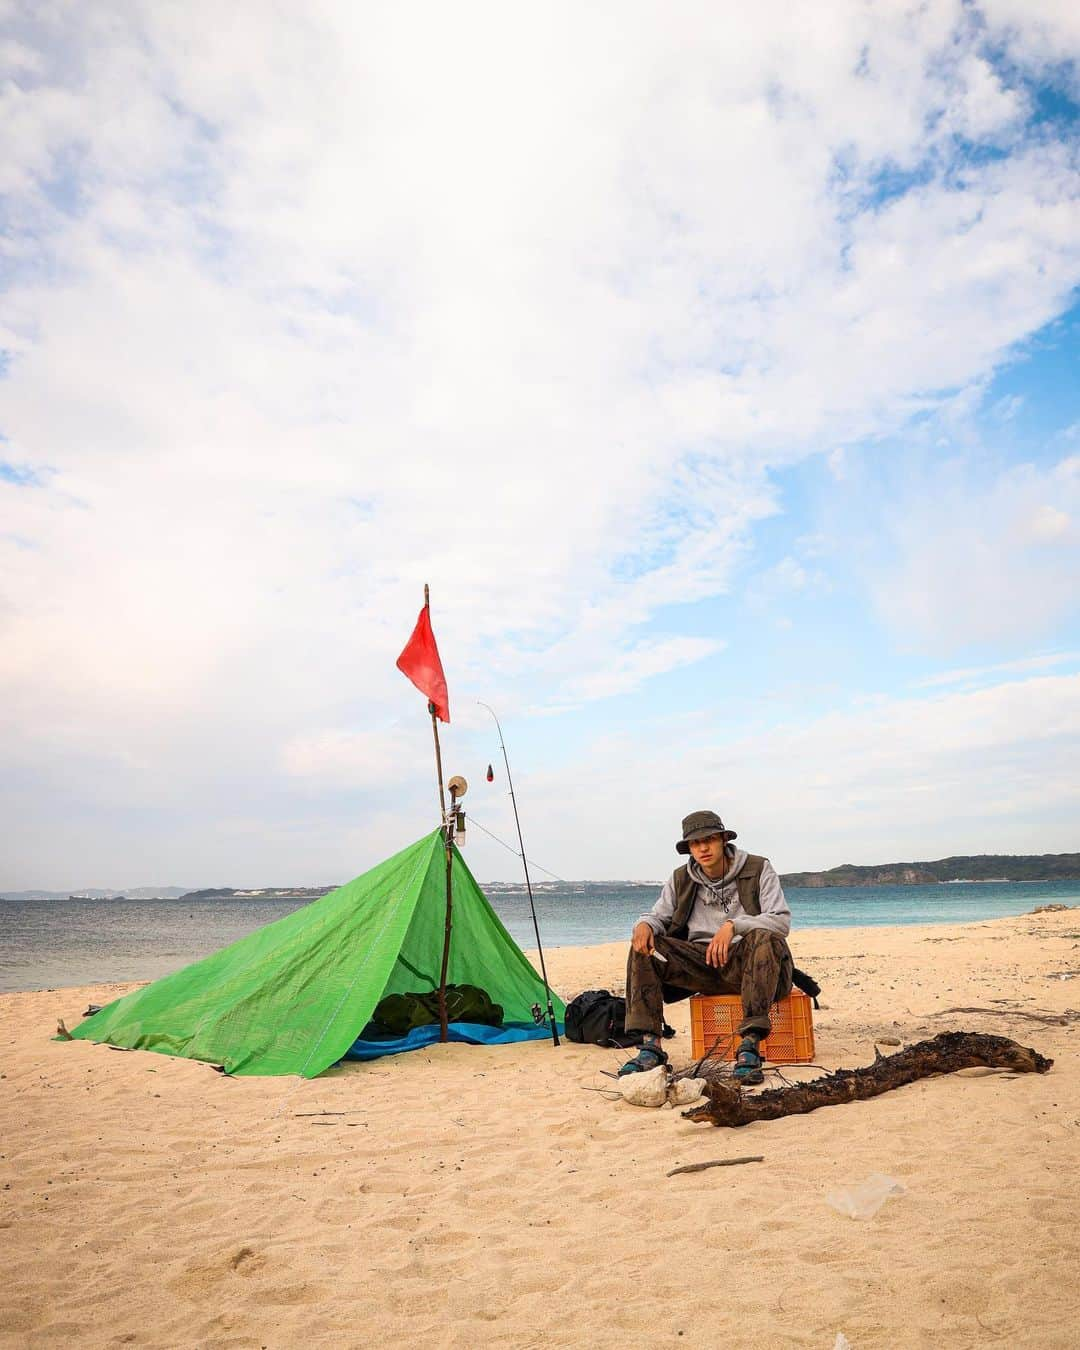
[621,809,793,1084]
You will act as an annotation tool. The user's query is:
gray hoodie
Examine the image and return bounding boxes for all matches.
[637,847,791,946]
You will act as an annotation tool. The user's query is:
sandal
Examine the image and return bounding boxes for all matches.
[617,1046,669,1077]
[733,1043,764,1085]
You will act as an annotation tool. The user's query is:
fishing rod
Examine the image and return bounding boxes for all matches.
[477,701,560,1047]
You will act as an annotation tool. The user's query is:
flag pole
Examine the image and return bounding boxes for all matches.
[424,584,453,1043]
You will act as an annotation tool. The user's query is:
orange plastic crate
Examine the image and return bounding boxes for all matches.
[689,990,815,1063]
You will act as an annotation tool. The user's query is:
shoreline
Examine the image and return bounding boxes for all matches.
[3,904,1077,998]
[7,865,1078,904]
[2,909,1078,1347]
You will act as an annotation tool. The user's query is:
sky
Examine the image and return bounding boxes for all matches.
[1,1,1079,890]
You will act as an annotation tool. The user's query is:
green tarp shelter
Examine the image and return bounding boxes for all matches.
[68,830,563,1076]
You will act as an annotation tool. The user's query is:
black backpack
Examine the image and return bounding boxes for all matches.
[564,989,674,1048]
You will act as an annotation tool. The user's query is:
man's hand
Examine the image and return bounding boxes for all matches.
[632,922,657,956]
[706,920,736,969]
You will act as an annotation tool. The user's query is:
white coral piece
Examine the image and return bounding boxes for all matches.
[618,1065,668,1107]
[667,1077,706,1106]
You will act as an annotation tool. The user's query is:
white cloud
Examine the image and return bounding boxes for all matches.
[2,2,1080,882]
[486,671,1080,880]
[870,453,1080,647]
[281,725,427,791]
[741,553,821,626]
[555,636,723,705]
[991,394,1025,423]
[914,651,1080,687]
[980,1,1080,92]
[1024,505,1071,541]
[767,558,810,593]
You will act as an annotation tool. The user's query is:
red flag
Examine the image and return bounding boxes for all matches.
[396,605,450,722]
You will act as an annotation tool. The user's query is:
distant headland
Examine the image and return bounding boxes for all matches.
[779,853,1080,888]
[4,853,1079,903]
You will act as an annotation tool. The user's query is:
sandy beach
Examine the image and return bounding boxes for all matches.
[2,909,1078,1349]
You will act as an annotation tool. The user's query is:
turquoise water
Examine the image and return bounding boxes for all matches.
[1,879,1076,993]
[487,878,1080,947]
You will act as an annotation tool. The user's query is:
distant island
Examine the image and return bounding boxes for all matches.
[1,885,339,903]
[780,852,1080,888]
[176,886,337,901]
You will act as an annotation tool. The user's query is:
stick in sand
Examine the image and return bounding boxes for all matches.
[667,1157,764,1176]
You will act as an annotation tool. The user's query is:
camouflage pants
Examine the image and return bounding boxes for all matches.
[624,929,794,1037]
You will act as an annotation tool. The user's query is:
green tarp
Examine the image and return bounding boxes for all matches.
[68,830,563,1077]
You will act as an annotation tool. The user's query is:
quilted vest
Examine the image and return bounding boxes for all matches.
[666,854,765,940]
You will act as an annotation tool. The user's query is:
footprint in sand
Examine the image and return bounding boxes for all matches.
[228,1245,266,1273]
[169,1245,267,1299]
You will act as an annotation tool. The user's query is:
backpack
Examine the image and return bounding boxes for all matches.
[564,989,674,1048]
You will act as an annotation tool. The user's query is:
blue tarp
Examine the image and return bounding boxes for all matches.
[344,1021,560,1061]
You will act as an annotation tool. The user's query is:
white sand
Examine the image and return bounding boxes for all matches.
[2,910,1078,1348]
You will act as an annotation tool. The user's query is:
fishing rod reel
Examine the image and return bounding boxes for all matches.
[477,700,561,1047]
[445,774,468,846]
[448,764,546,1034]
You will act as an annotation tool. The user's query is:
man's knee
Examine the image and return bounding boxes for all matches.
[742,928,788,954]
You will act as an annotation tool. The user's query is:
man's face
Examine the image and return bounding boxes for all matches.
[687,833,725,871]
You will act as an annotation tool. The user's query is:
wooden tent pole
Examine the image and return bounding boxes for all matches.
[425,584,452,1043]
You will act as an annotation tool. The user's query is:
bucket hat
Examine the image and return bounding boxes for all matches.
[675,809,737,854]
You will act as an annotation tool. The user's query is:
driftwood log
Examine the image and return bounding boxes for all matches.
[684,1031,1052,1128]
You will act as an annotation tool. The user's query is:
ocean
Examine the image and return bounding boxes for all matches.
[1,878,1077,994]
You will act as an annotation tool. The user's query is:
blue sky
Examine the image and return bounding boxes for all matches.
[1,2,1078,888]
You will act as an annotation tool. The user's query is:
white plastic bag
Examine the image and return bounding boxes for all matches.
[825,1173,906,1219]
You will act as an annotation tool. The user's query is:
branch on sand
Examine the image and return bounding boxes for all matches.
[684,1031,1052,1129]
[667,1156,763,1176]
[930,1006,1076,1027]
